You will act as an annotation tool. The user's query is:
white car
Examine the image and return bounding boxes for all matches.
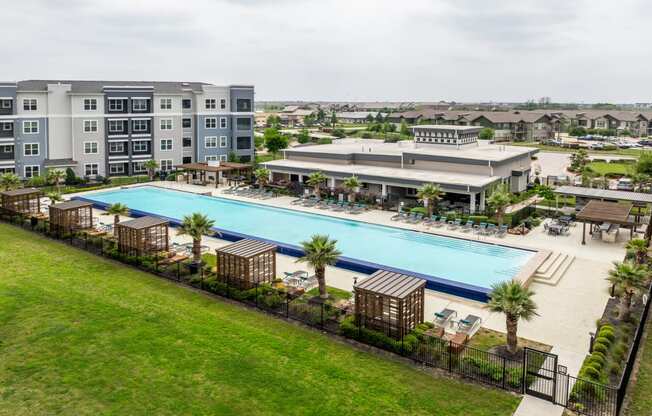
[588,143,604,150]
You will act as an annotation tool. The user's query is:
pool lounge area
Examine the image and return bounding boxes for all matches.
[75,186,541,302]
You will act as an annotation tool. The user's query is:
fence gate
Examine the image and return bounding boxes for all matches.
[524,347,559,402]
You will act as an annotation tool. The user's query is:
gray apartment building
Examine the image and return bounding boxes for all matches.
[0,80,254,179]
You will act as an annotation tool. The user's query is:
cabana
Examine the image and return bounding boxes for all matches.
[48,200,93,235]
[216,239,277,289]
[115,216,169,256]
[0,188,42,215]
[354,269,426,339]
[577,200,636,245]
[177,162,252,188]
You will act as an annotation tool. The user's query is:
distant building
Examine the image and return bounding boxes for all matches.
[335,111,386,124]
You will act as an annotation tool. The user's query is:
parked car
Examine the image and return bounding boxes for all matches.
[588,143,604,150]
[617,178,634,191]
[638,139,652,146]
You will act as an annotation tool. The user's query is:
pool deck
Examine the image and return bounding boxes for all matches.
[69,182,627,389]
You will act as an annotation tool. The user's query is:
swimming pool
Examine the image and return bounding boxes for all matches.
[77,186,536,301]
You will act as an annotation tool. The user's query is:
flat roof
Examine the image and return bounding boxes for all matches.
[177,162,251,172]
[577,200,633,224]
[264,159,500,189]
[0,187,41,197]
[217,239,277,258]
[50,200,93,210]
[412,124,482,131]
[355,270,425,299]
[116,216,168,230]
[555,186,652,204]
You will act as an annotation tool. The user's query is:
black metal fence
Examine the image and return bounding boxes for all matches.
[0,211,640,416]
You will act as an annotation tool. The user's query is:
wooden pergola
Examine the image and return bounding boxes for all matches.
[577,200,636,245]
[49,200,94,235]
[216,239,277,289]
[354,270,426,339]
[0,188,42,215]
[177,162,252,188]
[115,216,169,256]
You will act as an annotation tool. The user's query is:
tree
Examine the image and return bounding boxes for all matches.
[636,151,652,176]
[316,108,326,123]
[297,234,341,299]
[330,111,337,128]
[375,112,384,123]
[626,239,649,265]
[254,167,271,187]
[227,151,240,163]
[304,114,316,127]
[399,120,411,136]
[65,167,78,185]
[105,203,129,227]
[479,127,495,141]
[297,129,311,144]
[332,128,346,138]
[144,160,159,181]
[487,184,512,225]
[580,166,596,187]
[46,191,63,205]
[46,168,66,192]
[568,126,587,137]
[342,176,361,203]
[607,261,648,321]
[266,114,281,128]
[177,213,216,264]
[0,172,20,191]
[264,128,289,156]
[306,171,327,198]
[365,114,374,124]
[416,183,444,217]
[569,149,589,173]
[486,280,538,355]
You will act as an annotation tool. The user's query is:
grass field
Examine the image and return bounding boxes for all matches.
[586,161,633,176]
[625,315,652,415]
[0,224,520,416]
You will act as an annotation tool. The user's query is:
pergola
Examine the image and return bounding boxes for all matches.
[354,269,426,339]
[216,239,277,289]
[0,188,42,215]
[177,162,252,188]
[115,216,169,256]
[577,200,635,245]
[49,200,94,235]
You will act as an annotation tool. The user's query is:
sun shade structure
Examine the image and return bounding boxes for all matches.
[554,186,652,205]
[48,200,93,235]
[115,216,169,256]
[354,270,426,339]
[177,162,252,188]
[0,188,42,215]
[216,239,277,289]
[577,200,635,244]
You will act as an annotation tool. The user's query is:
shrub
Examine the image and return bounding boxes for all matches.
[339,316,406,354]
[317,138,332,145]
[594,336,612,348]
[598,329,615,343]
[592,343,609,355]
[613,342,628,361]
[410,207,427,215]
[582,366,601,380]
[586,359,603,372]
[590,351,607,366]
[610,362,622,376]
[467,215,489,224]
[27,175,47,187]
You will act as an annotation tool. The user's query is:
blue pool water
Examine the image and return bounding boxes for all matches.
[81,186,534,292]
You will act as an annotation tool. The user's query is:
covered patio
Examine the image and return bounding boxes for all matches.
[48,200,94,235]
[115,216,170,256]
[177,162,253,188]
[0,188,42,215]
[216,239,277,289]
[577,200,637,245]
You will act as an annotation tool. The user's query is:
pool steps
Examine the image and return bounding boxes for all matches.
[533,251,575,286]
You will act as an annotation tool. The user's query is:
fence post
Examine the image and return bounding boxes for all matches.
[448,340,453,373]
[285,293,289,318]
[502,357,506,390]
[255,282,258,308]
[521,348,527,394]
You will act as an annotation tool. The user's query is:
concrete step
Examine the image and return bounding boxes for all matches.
[533,254,575,286]
[536,252,562,275]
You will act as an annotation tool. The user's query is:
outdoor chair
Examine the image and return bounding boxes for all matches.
[496,225,508,238]
[461,221,473,232]
[457,315,482,336]
[485,224,497,235]
[434,308,457,329]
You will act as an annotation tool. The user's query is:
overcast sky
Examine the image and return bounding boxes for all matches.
[2,0,651,102]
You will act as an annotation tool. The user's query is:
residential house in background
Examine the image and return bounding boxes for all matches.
[335,111,387,124]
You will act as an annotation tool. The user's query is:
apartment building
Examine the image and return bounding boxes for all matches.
[0,80,254,179]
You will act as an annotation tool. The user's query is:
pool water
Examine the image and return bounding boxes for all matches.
[83,186,534,291]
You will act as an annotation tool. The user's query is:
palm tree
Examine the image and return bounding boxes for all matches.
[486,280,538,355]
[177,213,215,264]
[416,183,444,217]
[607,261,648,321]
[306,171,328,199]
[47,168,66,192]
[254,167,271,188]
[626,239,649,265]
[487,184,512,226]
[105,203,129,227]
[0,172,20,191]
[144,159,159,181]
[297,234,341,299]
[343,176,361,203]
[46,191,63,206]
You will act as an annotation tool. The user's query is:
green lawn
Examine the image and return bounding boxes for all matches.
[511,142,643,157]
[586,161,632,176]
[625,314,652,415]
[0,224,520,416]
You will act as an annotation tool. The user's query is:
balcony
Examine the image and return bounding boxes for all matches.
[0,125,14,138]
[131,99,151,114]
[0,146,14,160]
[131,142,151,156]
[0,101,13,116]
[107,119,129,136]
[107,99,128,114]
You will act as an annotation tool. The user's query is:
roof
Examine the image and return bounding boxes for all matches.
[577,200,633,224]
[116,216,168,230]
[336,111,386,119]
[413,124,482,131]
[217,239,277,258]
[44,158,77,167]
[554,186,652,204]
[50,200,93,210]
[177,162,252,172]
[0,187,41,197]
[16,80,213,94]
[354,269,425,299]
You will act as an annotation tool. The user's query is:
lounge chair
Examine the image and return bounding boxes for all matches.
[496,225,508,238]
[391,211,408,221]
[461,221,473,232]
[474,222,487,234]
[407,212,423,223]
[485,224,497,235]
[432,216,444,227]
[434,308,457,328]
[457,314,482,336]
[448,219,461,229]
[291,196,306,205]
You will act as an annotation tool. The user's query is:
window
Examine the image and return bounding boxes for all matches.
[220,117,227,129]
[110,164,125,174]
[205,136,218,148]
[205,117,217,129]
[23,99,37,111]
[24,165,40,178]
[84,142,98,154]
[1,100,11,109]
[83,120,98,133]
[205,155,218,161]
[133,141,149,152]
[182,118,192,128]
[182,99,192,109]
[219,154,227,162]
[220,98,226,110]
[133,119,149,132]
[205,99,216,110]
[108,99,124,111]
[236,117,251,130]
[182,156,192,164]
[84,99,97,111]
[132,161,146,173]
[109,142,125,153]
[219,136,228,148]
[160,139,173,151]
[0,145,12,153]
[236,136,251,150]
[132,99,149,112]
[160,98,172,110]
[2,123,12,131]
[23,121,39,134]
[183,137,192,147]
[236,98,251,112]
[160,159,173,171]
[84,163,99,176]
[160,119,173,130]
[108,120,125,133]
